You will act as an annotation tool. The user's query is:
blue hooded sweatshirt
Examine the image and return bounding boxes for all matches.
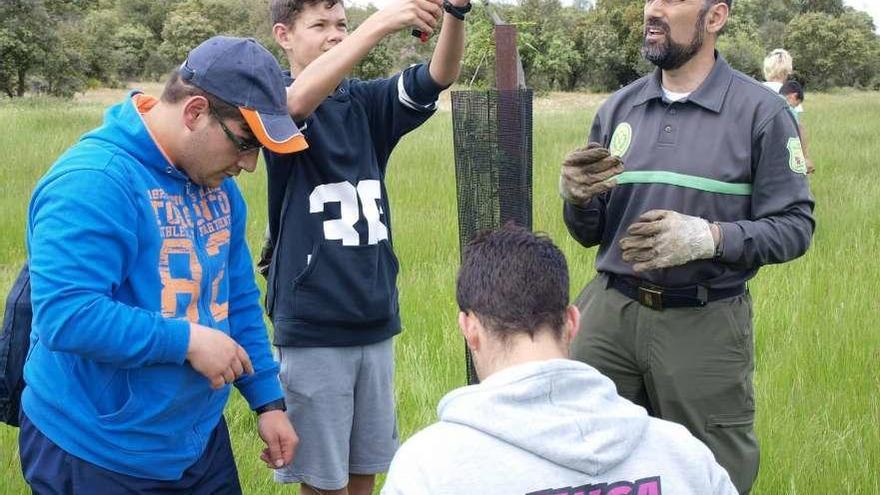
[21,93,283,480]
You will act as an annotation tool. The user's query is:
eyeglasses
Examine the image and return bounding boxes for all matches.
[208,105,262,153]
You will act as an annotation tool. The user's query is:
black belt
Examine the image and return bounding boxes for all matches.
[606,273,745,311]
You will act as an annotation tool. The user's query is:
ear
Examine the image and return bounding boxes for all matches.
[563,305,580,345]
[458,311,481,353]
[705,2,729,35]
[182,95,210,132]
[273,22,294,52]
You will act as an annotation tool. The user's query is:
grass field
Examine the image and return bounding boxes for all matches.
[1,89,878,494]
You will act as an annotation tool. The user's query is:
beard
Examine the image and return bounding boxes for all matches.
[641,9,707,70]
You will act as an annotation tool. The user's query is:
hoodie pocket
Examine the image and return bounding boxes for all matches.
[95,370,139,424]
[290,240,399,326]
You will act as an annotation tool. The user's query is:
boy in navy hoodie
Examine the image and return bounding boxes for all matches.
[20,36,303,494]
[263,0,467,493]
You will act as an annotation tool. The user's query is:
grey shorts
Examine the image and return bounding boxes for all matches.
[273,338,398,491]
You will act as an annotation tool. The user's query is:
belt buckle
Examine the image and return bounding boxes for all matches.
[638,286,663,310]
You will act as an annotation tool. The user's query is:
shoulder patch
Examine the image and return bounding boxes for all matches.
[609,122,632,157]
[787,137,807,175]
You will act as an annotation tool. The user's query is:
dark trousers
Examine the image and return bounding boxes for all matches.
[571,274,759,494]
[19,412,242,495]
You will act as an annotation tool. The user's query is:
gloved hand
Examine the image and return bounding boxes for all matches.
[619,210,717,272]
[559,142,624,205]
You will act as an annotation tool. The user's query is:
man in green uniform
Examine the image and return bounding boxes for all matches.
[560,1,815,493]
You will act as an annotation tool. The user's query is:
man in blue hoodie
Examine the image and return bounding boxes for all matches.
[19,36,305,494]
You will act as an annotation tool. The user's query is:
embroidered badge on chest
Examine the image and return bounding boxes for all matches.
[787,137,807,174]
[610,122,633,157]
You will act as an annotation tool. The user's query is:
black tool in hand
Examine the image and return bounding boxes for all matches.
[411,29,429,42]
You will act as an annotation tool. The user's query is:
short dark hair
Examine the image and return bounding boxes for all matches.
[160,70,244,123]
[456,224,569,342]
[705,0,732,7]
[270,0,342,27]
[780,80,804,101]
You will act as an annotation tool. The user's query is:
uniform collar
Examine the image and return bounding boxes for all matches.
[633,51,733,113]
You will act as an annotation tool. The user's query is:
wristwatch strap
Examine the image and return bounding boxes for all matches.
[443,0,472,21]
[254,398,287,415]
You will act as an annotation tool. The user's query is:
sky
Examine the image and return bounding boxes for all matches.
[348,0,879,32]
[844,0,880,32]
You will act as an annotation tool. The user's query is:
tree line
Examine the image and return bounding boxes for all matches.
[2,0,878,98]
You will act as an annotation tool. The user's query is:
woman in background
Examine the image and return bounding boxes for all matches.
[763,48,814,174]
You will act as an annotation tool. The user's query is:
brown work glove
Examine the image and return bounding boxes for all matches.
[559,142,625,205]
[619,210,716,272]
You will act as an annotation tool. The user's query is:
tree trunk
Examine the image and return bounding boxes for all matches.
[16,67,26,97]
[566,73,577,92]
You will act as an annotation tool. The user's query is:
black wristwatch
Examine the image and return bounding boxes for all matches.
[254,398,287,415]
[443,0,472,21]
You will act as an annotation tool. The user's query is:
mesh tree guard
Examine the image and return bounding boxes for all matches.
[452,89,534,385]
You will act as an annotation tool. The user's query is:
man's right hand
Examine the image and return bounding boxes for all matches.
[559,142,624,205]
[373,0,443,37]
[187,323,254,389]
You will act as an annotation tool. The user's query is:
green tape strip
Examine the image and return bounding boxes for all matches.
[612,171,752,196]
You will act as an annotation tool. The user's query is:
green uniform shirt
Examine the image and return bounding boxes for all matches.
[564,53,815,289]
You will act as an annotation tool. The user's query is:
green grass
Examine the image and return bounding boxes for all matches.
[1,91,879,494]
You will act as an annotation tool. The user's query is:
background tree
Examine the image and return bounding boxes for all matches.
[460,2,496,88]
[717,14,765,79]
[115,23,160,81]
[0,0,56,97]
[574,11,629,90]
[36,19,89,97]
[116,0,182,39]
[508,0,584,90]
[346,4,397,80]
[75,9,125,86]
[43,0,99,20]
[1,0,878,98]
[0,33,17,98]
[785,11,879,89]
[736,0,799,31]
[160,0,236,64]
[589,0,649,89]
[798,0,845,15]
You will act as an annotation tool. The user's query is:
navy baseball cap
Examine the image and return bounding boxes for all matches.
[179,36,307,154]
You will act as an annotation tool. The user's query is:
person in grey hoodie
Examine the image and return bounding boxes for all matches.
[382,225,737,495]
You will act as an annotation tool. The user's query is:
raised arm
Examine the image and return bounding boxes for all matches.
[428,0,469,88]
[283,0,443,121]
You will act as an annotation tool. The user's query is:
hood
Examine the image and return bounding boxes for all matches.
[81,91,187,181]
[438,359,649,476]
